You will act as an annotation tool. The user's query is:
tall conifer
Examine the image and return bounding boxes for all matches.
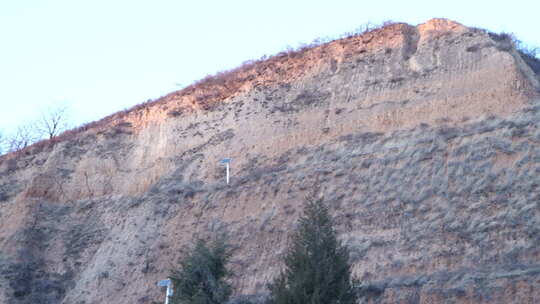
[267,196,358,304]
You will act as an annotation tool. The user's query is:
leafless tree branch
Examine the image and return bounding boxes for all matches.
[7,124,37,152]
[0,131,5,155]
[35,105,70,140]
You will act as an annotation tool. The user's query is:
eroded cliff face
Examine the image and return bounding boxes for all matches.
[1,19,539,304]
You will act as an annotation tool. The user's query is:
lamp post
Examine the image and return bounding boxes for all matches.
[219,158,232,184]
[157,279,173,304]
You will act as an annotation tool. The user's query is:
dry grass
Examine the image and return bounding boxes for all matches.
[5,21,535,163]
[489,32,540,74]
[0,22,402,162]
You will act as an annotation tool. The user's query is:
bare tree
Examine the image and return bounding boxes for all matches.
[7,124,37,152]
[1,104,71,153]
[0,131,4,155]
[35,105,70,140]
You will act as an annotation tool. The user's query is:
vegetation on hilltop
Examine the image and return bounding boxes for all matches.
[488,31,540,75]
[2,21,538,161]
[0,21,394,160]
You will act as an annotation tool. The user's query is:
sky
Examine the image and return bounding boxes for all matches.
[0,0,539,135]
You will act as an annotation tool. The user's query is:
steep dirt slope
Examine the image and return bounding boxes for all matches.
[0,19,539,304]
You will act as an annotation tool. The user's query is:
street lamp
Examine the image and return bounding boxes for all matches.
[157,279,173,304]
[219,158,232,184]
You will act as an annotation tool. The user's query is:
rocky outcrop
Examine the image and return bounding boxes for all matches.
[0,19,539,304]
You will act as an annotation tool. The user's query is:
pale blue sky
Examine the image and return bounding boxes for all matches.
[1,0,538,135]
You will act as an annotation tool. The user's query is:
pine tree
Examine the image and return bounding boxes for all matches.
[267,196,358,304]
[169,236,234,304]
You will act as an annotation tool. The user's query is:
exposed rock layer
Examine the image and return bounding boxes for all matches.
[0,19,539,304]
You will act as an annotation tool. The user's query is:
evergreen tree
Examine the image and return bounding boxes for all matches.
[267,196,358,304]
[169,236,234,304]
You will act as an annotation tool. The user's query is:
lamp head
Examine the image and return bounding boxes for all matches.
[158,279,171,287]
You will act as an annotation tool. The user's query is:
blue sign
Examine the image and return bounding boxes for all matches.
[219,158,232,164]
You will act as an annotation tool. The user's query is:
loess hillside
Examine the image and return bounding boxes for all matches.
[1,19,540,304]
